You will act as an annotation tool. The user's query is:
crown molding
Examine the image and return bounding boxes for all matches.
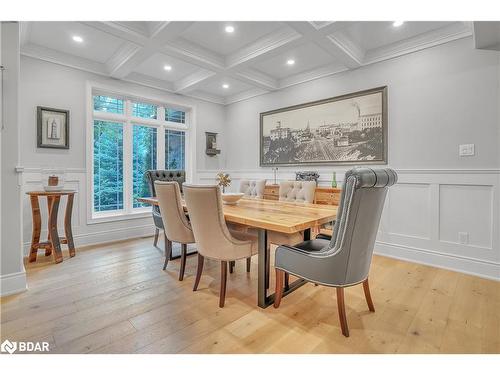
[279,63,349,89]
[235,68,279,91]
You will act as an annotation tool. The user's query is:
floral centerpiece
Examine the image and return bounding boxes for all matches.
[216,172,231,193]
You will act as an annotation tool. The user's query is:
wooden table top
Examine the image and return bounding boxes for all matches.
[138,196,337,234]
[26,190,76,196]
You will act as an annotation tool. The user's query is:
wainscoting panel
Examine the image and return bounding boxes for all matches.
[197,168,500,280]
[439,184,493,249]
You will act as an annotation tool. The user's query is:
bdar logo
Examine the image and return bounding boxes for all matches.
[1,339,17,354]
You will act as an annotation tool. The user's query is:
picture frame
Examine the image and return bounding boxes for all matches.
[259,86,387,166]
[37,106,70,149]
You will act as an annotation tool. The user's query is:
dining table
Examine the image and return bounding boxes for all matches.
[138,196,337,308]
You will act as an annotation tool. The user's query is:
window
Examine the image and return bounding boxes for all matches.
[165,109,185,123]
[90,91,189,220]
[93,120,124,212]
[133,102,157,119]
[93,95,124,114]
[165,130,185,170]
[133,125,157,208]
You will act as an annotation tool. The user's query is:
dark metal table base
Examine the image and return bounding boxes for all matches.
[257,228,310,308]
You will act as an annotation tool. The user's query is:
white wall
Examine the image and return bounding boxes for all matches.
[213,37,500,280]
[1,22,26,296]
[18,56,226,256]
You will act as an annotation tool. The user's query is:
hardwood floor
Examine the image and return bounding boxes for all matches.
[1,236,498,354]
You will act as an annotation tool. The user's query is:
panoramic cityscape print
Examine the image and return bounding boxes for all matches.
[260,88,386,166]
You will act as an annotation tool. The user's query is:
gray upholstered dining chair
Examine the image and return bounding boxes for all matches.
[267,180,317,287]
[155,181,195,281]
[145,170,185,247]
[239,179,266,199]
[273,168,397,337]
[183,184,258,308]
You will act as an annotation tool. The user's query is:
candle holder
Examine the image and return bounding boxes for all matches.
[41,169,66,192]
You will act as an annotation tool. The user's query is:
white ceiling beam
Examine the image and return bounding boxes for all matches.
[174,70,218,93]
[225,27,303,69]
[122,72,175,92]
[184,90,225,105]
[234,68,279,91]
[364,22,473,64]
[279,64,348,89]
[21,43,109,76]
[82,21,150,46]
[163,38,226,71]
[105,22,196,79]
[225,88,271,105]
[286,21,363,68]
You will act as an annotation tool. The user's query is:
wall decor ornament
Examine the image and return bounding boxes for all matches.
[260,86,387,166]
[37,106,70,149]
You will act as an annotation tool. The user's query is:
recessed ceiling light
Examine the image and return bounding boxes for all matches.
[72,35,83,43]
[222,83,229,89]
[392,21,404,27]
[163,65,172,71]
[286,59,295,65]
[225,25,235,33]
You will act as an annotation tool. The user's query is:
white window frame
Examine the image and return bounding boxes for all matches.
[86,81,196,224]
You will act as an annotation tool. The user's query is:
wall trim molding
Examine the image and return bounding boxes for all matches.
[0,271,27,297]
[196,168,500,175]
[375,241,500,281]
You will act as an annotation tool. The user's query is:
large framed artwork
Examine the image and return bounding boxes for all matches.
[260,86,387,166]
[37,106,70,149]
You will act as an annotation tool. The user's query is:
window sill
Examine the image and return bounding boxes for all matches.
[87,210,152,225]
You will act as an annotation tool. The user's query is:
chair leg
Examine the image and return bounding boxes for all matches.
[336,287,349,337]
[153,228,159,247]
[219,261,228,308]
[363,279,375,312]
[179,243,187,281]
[229,260,235,274]
[193,254,204,291]
[246,257,251,272]
[163,239,173,270]
[274,269,284,308]
[284,272,290,289]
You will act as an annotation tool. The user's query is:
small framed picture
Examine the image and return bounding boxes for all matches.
[37,106,70,149]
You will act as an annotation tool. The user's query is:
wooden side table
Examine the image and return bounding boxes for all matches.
[26,190,76,264]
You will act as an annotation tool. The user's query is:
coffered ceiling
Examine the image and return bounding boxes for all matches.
[20,21,473,105]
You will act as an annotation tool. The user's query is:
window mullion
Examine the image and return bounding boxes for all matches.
[123,100,133,214]
[158,125,165,171]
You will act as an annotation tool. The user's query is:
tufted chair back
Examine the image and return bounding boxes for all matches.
[145,170,186,229]
[278,180,316,203]
[239,179,266,199]
[146,170,186,197]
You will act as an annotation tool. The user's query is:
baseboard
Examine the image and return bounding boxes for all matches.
[22,224,156,256]
[0,271,27,297]
[375,241,500,281]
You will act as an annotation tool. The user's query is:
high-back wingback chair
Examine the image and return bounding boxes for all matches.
[273,168,397,337]
[239,179,266,199]
[145,170,185,246]
[183,184,258,307]
[155,181,195,280]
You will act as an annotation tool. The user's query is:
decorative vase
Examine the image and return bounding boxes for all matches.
[331,172,337,188]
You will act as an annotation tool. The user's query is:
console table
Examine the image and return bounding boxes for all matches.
[26,190,76,264]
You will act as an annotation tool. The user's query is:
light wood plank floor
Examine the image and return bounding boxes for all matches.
[1,237,498,354]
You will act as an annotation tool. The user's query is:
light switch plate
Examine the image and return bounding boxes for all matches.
[459,144,475,156]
